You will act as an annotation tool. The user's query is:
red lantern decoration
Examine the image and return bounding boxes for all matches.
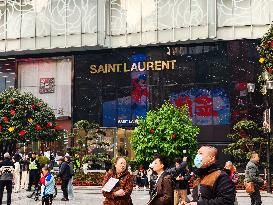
[35,124,42,131]
[270,40,273,48]
[172,133,177,140]
[10,109,16,116]
[0,125,2,131]
[150,129,155,134]
[47,122,53,128]
[2,116,8,123]
[19,130,26,136]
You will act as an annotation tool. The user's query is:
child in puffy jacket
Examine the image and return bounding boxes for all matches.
[40,166,55,205]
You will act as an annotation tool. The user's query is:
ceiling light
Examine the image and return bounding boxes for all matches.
[2,76,8,78]
[6,81,11,83]
[6,69,11,71]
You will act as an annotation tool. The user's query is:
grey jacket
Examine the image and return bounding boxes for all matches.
[245,160,263,186]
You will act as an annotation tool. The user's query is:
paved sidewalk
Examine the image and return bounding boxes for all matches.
[2,187,273,204]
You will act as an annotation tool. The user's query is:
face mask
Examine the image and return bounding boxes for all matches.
[194,154,203,168]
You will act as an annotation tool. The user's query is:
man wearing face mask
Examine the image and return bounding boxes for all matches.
[185,145,235,205]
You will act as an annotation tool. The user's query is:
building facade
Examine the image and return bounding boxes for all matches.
[0,0,272,158]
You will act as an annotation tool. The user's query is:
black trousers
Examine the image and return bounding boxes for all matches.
[250,188,262,205]
[42,194,53,205]
[0,180,12,205]
[61,179,70,199]
[28,170,39,190]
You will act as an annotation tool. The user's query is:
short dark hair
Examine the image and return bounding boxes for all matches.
[42,165,51,172]
[154,154,169,170]
[175,158,182,164]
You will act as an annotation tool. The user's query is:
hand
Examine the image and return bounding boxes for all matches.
[114,189,126,196]
[40,173,43,178]
[176,176,184,180]
[183,157,187,162]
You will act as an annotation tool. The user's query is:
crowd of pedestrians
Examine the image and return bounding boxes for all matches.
[101,145,267,205]
[0,146,268,205]
[0,151,75,205]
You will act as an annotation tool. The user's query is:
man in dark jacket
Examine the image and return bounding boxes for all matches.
[0,152,14,205]
[58,157,71,201]
[149,155,174,205]
[186,145,235,205]
[245,152,264,205]
[174,158,191,204]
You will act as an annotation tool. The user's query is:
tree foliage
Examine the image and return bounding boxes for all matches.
[258,24,273,93]
[130,101,199,167]
[0,88,63,143]
[224,120,272,167]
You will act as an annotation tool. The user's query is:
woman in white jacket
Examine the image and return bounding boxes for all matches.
[13,158,21,193]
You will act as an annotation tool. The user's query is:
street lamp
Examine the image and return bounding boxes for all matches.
[247,83,255,106]
[247,83,255,93]
[247,82,272,193]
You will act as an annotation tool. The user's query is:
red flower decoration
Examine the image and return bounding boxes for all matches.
[55,125,62,130]
[10,99,14,104]
[172,133,177,140]
[19,130,26,136]
[0,125,2,131]
[47,122,53,128]
[271,40,273,48]
[266,67,273,74]
[10,109,16,116]
[32,104,36,110]
[2,116,8,123]
[37,102,43,107]
[35,124,42,131]
[150,129,155,134]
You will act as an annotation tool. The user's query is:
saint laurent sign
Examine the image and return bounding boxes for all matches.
[90,60,176,74]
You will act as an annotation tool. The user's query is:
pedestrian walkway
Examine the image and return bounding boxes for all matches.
[2,187,273,204]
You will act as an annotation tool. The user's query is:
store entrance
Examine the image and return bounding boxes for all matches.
[116,128,135,160]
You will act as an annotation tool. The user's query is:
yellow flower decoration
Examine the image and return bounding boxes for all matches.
[28,118,33,123]
[259,57,265,64]
[8,127,14,132]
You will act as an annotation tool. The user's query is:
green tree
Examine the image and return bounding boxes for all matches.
[131,101,199,167]
[0,88,63,156]
[224,120,272,167]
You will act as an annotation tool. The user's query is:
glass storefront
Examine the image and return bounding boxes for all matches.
[74,40,262,146]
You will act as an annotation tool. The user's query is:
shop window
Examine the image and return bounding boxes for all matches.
[0,59,16,92]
